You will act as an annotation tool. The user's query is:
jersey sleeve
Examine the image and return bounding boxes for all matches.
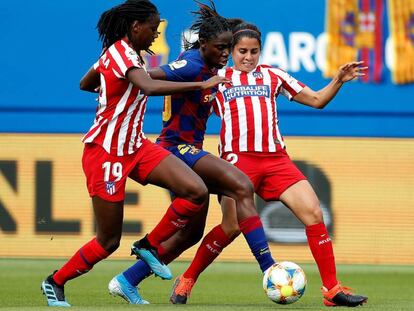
[93,60,100,71]
[271,68,306,100]
[107,40,144,78]
[160,56,203,82]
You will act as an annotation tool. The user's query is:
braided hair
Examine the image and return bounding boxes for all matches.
[184,0,231,50]
[97,0,159,57]
[230,20,262,49]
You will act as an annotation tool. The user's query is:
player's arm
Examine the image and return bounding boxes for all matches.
[80,66,101,93]
[126,67,230,96]
[293,61,367,109]
[148,68,167,80]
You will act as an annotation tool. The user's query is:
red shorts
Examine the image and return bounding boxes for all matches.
[82,139,170,202]
[221,147,306,201]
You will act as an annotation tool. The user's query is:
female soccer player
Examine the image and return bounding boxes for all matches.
[40,0,230,307]
[170,21,369,307]
[108,3,277,305]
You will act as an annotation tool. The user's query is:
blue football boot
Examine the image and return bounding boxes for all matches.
[108,273,149,304]
[131,236,172,280]
[41,272,71,307]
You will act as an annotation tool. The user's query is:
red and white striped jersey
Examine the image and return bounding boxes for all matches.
[82,39,148,156]
[214,65,305,154]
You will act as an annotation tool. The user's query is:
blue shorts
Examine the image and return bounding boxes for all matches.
[164,144,209,168]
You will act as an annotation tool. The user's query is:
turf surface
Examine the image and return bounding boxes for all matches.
[0,259,413,310]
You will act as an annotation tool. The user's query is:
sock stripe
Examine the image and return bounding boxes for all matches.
[79,248,92,267]
[169,204,187,218]
[239,215,262,234]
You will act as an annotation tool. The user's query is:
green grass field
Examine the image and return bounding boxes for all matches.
[0,259,413,310]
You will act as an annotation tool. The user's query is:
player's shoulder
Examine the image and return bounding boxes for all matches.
[179,49,204,65]
[258,65,291,79]
[257,64,282,73]
[105,39,141,63]
[166,49,204,73]
[218,67,234,76]
[257,64,272,70]
[110,39,133,54]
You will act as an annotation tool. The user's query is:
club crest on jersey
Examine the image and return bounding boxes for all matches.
[223,85,270,102]
[105,181,116,195]
[252,71,263,79]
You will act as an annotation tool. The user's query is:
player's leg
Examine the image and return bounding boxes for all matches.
[159,197,210,259]
[110,201,209,304]
[111,145,210,304]
[193,154,275,272]
[280,180,367,307]
[169,153,276,304]
[170,196,240,304]
[142,155,208,248]
[41,144,127,307]
[42,199,122,306]
[129,145,209,280]
[279,180,335,286]
[181,196,239,281]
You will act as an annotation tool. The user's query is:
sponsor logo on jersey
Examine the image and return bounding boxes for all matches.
[203,92,216,103]
[223,85,270,102]
[105,181,116,195]
[168,59,188,70]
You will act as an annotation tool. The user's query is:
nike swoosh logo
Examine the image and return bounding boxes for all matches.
[213,241,222,248]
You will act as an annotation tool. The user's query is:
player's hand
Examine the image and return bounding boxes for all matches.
[202,76,232,89]
[337,61,368,83]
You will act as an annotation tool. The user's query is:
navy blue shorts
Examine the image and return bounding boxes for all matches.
[165,144,209,168]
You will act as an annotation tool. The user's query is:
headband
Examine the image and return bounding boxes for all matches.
[233,28,260,36]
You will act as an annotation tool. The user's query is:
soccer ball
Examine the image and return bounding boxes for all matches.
[263,261,307,304]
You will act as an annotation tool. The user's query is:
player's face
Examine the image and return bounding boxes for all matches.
[130,14,161,51]
[232,37,261,72]
[200,31,232,69]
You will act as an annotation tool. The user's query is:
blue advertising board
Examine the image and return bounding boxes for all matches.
[0,0,413,137]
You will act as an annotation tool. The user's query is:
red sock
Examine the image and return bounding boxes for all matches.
[53,237,110,286]
[183,225,232,281]
[147,198,203,248]
[306,223,338,289]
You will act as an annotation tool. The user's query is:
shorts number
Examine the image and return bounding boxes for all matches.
[102,162,123,182]
[225,153,238,165]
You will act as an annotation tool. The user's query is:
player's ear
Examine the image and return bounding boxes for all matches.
[199,38,207,50]
[131,20,141,33]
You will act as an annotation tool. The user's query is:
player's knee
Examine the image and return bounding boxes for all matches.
[233,175,254,200]
[184,181,209,205]
[308,200,323,224]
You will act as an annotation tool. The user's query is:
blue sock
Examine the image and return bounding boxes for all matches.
[239,216,275,272]
[122,260,152,287]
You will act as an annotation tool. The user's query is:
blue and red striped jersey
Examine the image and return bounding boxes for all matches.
[156,49,217,149]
